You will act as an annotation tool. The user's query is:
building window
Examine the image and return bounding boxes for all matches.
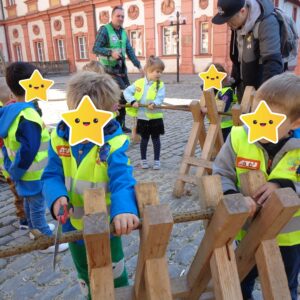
[8,0,15,5]
[15,44,23,61]
[78,36,88,59]
[129,30,142,56]
[35,41,45,62]
[293,7,297,22]
[200,22,209,54]
[57,39,66,60]
[163,26,177,55]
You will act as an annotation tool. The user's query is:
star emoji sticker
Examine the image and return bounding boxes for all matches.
[19,69,54,102]
[199,64,227,91]
[61,95,113,146]
[240,100,287,144]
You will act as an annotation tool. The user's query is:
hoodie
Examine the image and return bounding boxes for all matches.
[230,0,283,92]
[0,102,43,196]
[42,119,138,234]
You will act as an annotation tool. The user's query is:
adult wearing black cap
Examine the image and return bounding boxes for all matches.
[212,0,283,100]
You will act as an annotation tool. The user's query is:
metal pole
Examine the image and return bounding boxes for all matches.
[176,11,180,83]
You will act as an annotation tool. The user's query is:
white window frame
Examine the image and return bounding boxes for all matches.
[163,26,177,56]
[57,39,66,61]
[36,42,44,62]
[78,36,88,60]
[8,0,15,6]
[129,30,142,56]
[16,44,23,61]
[200,22,209,54]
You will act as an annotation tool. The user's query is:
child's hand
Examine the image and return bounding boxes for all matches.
[113,213,139,236]
[53,196,72,220]
[252,182,280,205]
[148,103,155,110]
[132,102,139,108]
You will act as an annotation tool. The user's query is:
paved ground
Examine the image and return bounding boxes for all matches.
[0,74,265,300]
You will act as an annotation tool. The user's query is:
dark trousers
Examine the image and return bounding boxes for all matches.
[241,244,300,300]
[112,74,130,128]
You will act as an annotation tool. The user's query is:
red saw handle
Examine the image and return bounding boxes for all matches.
[57,204,69,224]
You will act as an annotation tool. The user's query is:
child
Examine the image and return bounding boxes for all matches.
[0,62,68,252]
[42,71,139,298]
[124,56,165,170]
[82,60,105,74]
[0,78,28,229]
[213,73,300,300]
[200,63,237,141]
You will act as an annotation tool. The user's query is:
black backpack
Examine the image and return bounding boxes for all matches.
[253,8,299,67]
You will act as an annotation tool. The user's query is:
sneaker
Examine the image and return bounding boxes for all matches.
[29,223,55,240]
[19,218,29,230]
[153,160,161,170]
[141,160,149,169]
[122,126,131,134]
[39,243,69,254]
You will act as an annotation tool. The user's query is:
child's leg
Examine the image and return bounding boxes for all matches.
[23,198,33,229]
[26,193,52,236]
[140,132,150,160]
[151,134,161,161]
[240,266,258,299]
[280,244,300,300]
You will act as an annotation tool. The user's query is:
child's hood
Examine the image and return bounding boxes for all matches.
[56,118,123,142]
[0,102,35,138]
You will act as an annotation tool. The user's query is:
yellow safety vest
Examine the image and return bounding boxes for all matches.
[231,126,300,246]
[126,78,164,119]
[216,87,237,129]
[51,130,129,230]
[3,108,50,181]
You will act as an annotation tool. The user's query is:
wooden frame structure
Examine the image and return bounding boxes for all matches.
[82,169,299,300]
[173,86,255,198]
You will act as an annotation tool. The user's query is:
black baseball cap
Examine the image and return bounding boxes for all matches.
[212,0,245,25]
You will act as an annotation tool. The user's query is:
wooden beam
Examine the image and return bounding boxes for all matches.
[187,194,251,300]
[210,244,243,300]
[255,239,290,300]
[240,170,266,197]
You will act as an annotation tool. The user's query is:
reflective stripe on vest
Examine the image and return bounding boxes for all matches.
[231,126,300,246]
[51,130,129,230]
[216,87,237,129]
[99,23,127,68]
[126,78,164,119]
[3,108,50,181]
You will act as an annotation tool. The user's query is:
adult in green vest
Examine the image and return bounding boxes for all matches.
[213,73,300,300]
[93,5,144,134]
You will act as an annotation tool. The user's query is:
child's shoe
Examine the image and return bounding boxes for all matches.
[141,160,149,169]
[19,218,29,230]
[39,243,69,254]
[153,160,161,170]
[29,223,55,240]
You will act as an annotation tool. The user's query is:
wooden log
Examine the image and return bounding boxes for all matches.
[240,170,266,197]
[83,189,115,299]
[231,104,242,126]
[240,86,255,113]
[235,188,300,282]
[210,244,243,300]
[187,193,251,300]
[255,239,290,300]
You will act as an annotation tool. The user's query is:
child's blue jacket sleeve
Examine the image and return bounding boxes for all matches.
[42,139,69,212]
[123,84,136,103]
[107,139,139,220]
[153,85,165,106]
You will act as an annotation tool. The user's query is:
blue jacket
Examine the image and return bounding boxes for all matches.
[0,102,43,196]
[294,129,300,138]
[42,119,138,234]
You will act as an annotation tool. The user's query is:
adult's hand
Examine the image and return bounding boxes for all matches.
[111,50,121,60]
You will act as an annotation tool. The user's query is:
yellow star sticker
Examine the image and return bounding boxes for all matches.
[240,100,286,144]
[19,69,54,102]
[198,64,227,91]
[61,95,113,146]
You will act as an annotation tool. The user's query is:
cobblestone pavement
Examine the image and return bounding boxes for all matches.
[0,74,264,300]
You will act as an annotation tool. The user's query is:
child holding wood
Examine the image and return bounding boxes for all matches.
[42,71,139,298]
[124,56,165,170]
[213,73,300,300]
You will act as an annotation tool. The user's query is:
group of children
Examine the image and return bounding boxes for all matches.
[0,56,299,300]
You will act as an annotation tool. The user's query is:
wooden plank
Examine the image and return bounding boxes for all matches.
[255,239,290,300]
[187,193,251,300]
[83,188,106,215]
[210,244,243,300]
[182,156,213,169]
[90,266,115,300]
[240,170,266,197]
[134,204,173,299]
[235,188,300,282]
[231,104,242,126]
[135,182,160,217]
[145,257,172,300]
[177,174,198,185]
[240,86,255,113]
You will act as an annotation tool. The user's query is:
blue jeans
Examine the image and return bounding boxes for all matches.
[23,192,52,236]
[241,244,300,300]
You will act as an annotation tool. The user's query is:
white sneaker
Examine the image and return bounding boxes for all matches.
[39,243,69,254]
[29,223,55,240]
[141,160,149,169]
[153,160,161,170]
